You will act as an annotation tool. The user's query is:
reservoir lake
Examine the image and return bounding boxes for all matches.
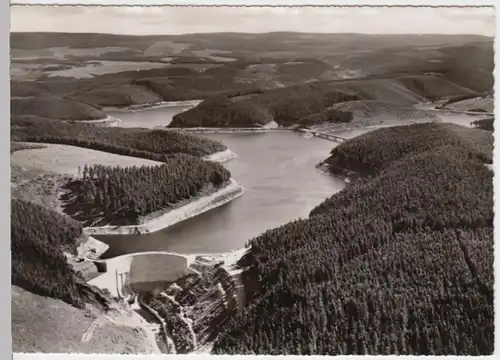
[97,129,345,257]
[107,105,194,128]
[97,105,482,257]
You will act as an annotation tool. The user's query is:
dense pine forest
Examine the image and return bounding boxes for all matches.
[61,156,231,226]
[11,115,226,158]
[320,122,492,180]
[11,97,106,121]
[170,83,359,128]
[212,124,494,355]
[11,199,87,307]
[472,118,494,131]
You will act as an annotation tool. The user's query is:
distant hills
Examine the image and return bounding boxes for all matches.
[10,32,494,126]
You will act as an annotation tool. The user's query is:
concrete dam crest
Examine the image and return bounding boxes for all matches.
[88,251,200,298]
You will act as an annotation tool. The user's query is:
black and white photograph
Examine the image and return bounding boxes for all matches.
[9,2,495,356]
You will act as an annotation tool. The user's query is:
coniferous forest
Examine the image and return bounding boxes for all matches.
[170,84,359,128]
[212,124,494,355]
[472,118,494,131]
[11,199,87,307]
[321,122,492,179]
[11,115,226,159]
[61,155,231,226]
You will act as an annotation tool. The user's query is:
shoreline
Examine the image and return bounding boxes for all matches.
[165,125,297,134]
[83,178,244,236]
[296,128,347,143]
[315,157,352,184]
[104,100,203,113]
[69,115,122,127]
[166,127,272,134]
[202,148,237,163]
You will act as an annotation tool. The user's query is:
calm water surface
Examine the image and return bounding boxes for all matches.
[108,106,189,128]
[97,131,345,257]
[434,113,491,127]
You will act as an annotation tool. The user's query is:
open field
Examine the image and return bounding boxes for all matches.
[11,46,139,60]
[47,61,170,79]
[11,143,163,177]
[442,96,494,113]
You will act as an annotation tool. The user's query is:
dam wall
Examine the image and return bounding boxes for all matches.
[89,252,199,298]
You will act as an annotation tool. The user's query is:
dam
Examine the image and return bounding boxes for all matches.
[88,251,199,298]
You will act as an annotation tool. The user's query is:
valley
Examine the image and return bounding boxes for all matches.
[10,27,494,355]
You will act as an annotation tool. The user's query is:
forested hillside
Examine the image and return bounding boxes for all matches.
[61,157,231,226]
[11,115,226,158]
[213,125,493,355]
[320,122,492,180]
[11,199,87,307]
[170,75,476,128]
[11,97,106,121]
[170,83,360,128]
[472,118,494,131]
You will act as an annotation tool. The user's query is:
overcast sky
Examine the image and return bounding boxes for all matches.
[10,5,495,36]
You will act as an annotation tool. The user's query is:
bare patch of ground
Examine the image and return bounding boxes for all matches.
[12,285,161,354]
[11,167,69,214]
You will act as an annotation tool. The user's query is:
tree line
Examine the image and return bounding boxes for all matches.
[472,118,494,131]
[61,156,231,226]
[213,124,493,355]
[11,115,227,159]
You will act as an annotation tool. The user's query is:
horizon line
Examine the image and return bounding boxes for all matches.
[10,30,494,37]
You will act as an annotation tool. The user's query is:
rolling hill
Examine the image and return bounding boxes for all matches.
[213,123,493,355]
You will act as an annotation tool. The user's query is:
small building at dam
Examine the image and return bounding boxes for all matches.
[88,251,199,298]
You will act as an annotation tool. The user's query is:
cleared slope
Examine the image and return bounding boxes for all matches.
[12,286,160,354]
